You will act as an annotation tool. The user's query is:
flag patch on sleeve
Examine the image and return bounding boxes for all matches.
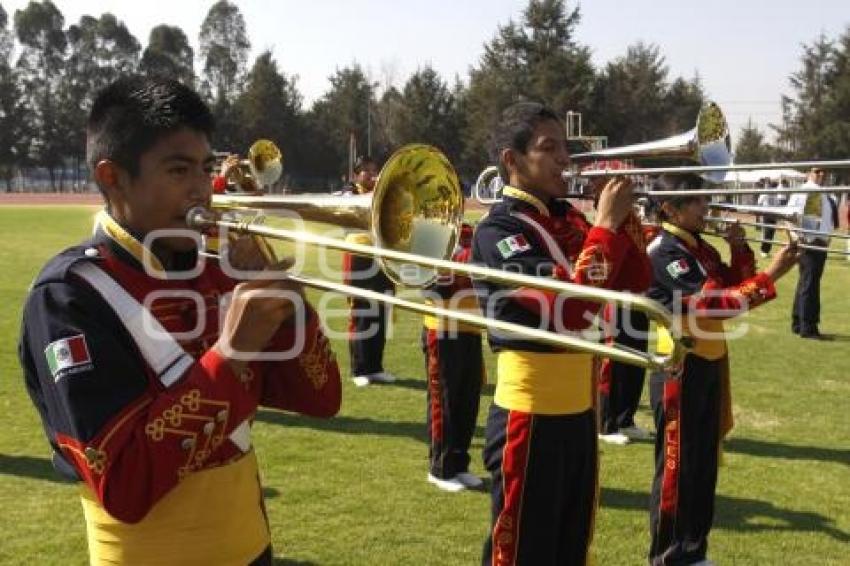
[496,234,531,259]
[666,258,690,279]
[45,334,93,380]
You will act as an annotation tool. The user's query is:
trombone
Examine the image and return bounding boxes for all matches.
[196,142,687,370]
[702,216,850,256]
[473,101,850,203]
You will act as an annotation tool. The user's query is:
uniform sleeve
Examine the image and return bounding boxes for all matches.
[20,281,261,524]
[473,215,629,330]
[715,241,757,285]
[649,244,775,318]
[258,306,341,418]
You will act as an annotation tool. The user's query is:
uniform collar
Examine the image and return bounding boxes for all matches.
[662,221,699,249]
[502,186,550,217]
[94,210,166,273]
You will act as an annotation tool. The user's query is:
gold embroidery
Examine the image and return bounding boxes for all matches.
[143,389,232,480]
[576,246,610,285]
[181,389,202,411]
[299,333,335,389]
[84,447,107,474]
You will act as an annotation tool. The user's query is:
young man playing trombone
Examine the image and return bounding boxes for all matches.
[18,76,341,564]
[645,174,799,565]
[473,102,648,566]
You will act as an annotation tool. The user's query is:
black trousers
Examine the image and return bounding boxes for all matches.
[649,355,721,565]
[599,309,649,434]
[347,254,394,376]
[792,247,827,334]
[760,217,776,254]
[421,328,483,478]
[482,405,597,566]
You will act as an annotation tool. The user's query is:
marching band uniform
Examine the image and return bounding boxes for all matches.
[421,223,484,489]
[647,222,776,565]
[598,222,660,440]
[19,213,341,564]
[474,186,650,565]
[342,181,396,384]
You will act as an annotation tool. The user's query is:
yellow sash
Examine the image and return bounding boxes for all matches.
[79,451,269,565]
[657,316,727,360]
[422,294,482,334]
[495,350,594,414]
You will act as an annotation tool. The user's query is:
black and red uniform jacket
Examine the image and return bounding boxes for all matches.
[18,230,341,523]
[646,224,776,320]
[472,191,651,353]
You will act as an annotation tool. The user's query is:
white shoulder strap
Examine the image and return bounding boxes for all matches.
[71,262,193,387]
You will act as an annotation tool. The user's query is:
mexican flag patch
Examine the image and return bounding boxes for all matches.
[496,234,531,259]
[666,258,690,279]
[45,334,92,380]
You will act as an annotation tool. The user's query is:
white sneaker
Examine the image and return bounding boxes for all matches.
[598,432,630,445]
[619,425,654,441]
[351,375,372,387]
[427,473,465,492]
[369,371,396,384]
[692,560,716,566]
[455,472,484,488]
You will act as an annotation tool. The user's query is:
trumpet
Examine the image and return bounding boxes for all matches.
[192,142,688,370]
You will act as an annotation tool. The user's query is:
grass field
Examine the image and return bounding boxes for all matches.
[0,205,848,565]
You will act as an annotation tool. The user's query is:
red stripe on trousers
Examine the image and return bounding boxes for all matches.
[492,411,533,566]
[659,378,682,519]
[425,329,443,442]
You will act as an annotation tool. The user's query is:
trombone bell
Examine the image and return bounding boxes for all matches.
[211,144,464,288]
[570,101,732,182]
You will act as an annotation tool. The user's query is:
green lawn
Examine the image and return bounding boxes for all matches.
[0,206,848,565]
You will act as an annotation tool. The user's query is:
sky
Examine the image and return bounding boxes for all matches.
[3,0,849,144]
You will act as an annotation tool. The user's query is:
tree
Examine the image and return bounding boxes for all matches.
[0,2,26,190]
[662,74,705,136]
[304,64,377,179]
[140,25,194,86]
[199,1,250,157]
[734,119,773,164]
[389,66,464,163]
[231,50,304,185]
[589,41,672,147]
[199,0,249,105]
[772,30,850,164]
[14,0,67,189]
[462,0,595,174]
[58,13,140,189]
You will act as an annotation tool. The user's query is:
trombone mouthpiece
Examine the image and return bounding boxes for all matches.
[186,206,216,230]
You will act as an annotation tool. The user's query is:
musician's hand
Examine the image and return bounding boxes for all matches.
[764,241,801,282]
[220,155,240,177]
[226,234,272,272]
[723,222,746,246]
[594,177,634,231]
[213,257,305,374]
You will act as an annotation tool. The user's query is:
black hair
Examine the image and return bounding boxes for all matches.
[490,102,561,182]
[353,155,377,174]
[653,173,705,221]
[86,76,215,181]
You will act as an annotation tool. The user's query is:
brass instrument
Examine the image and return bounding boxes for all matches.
[472,101,850,203]
[570,101,732,183]
[220,139,283,190]
[191,142,688,370]
[703,215,850,256]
